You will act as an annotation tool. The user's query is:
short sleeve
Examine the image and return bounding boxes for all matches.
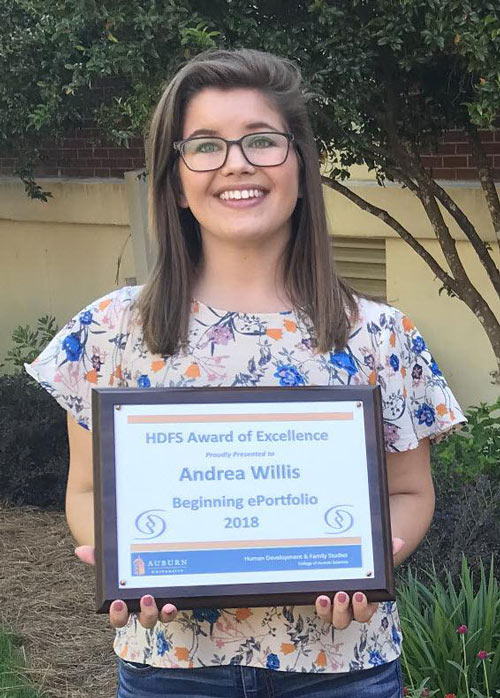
[24,286,138,431]
[377,307,466,452]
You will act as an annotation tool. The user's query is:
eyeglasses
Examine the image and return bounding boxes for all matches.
[173,132,294,172]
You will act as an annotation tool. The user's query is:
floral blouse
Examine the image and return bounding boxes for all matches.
[26,285,465,674]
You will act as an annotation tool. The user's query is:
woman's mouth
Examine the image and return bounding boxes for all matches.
[216,188,268,207]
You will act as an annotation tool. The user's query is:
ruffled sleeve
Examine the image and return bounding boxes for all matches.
[375,306,466,452]
[24,286,139,431]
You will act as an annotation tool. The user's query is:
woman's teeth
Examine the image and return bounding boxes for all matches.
[219,189,265,201]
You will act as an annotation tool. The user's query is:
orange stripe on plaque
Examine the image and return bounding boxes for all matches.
[127,411,353,424]
[130,536,361,552]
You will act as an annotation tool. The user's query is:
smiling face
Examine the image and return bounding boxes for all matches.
[177,88,300,250]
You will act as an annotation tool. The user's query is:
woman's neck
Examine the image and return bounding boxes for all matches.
[193,235,292,313]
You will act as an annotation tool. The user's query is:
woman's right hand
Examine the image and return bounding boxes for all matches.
[75,545,178,628]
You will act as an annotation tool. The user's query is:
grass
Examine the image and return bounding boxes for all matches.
[0,625,42,697]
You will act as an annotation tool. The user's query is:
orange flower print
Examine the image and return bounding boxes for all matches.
[283,320,297,333]
[185,363,200,379]
[280,642,295,655]
[266,328,283,340]
[99,299,112,312]
[315,650,327,667]
[401,365,406,378]
[85,369,98,384]
[151,360,166,372]
[436,404,448,416]
[235,608,252,621]
[115,365,123,380]
[174,647,190,662]
[402,316,414,332]
[368,370,377,385]
[192,301,199,313]
[119,643,129,658]
[450,409,456,420]
[389,332,396,347]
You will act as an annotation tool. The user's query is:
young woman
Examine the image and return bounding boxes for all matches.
[27,48,465,698]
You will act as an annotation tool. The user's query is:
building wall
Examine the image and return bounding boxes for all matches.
[1,176,498,409]
[0,179,135,364]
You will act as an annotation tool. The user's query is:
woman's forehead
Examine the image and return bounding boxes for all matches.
[182,87,287,138]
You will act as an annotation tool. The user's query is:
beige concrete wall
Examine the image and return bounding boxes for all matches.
[0,179,135,363]
[1,175,498,409]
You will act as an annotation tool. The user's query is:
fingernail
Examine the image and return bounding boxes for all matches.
[354,592,364,603]
[163,604,176,615]
[337,592,348,604]
[143,595,154,607]
[113,601,124,612]
[319,597,329,608]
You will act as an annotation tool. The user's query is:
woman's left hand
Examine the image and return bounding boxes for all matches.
[315,537,405,628]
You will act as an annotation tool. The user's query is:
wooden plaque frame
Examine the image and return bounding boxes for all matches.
[92,385,394,612]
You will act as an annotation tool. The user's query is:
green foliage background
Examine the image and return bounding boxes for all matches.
[1,1,499,195]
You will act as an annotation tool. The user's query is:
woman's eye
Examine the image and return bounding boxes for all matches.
[247,136,275,149]
[194,140,222,153]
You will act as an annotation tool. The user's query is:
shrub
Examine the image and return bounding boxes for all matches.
[398,558,499,698]
[399,400,500,580]
[0,316,58,373]
[0,373,68,509]
[432,398,500,484]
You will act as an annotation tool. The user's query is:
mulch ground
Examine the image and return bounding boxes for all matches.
[0,504,117,698]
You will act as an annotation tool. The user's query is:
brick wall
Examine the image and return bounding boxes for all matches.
[1,128,499,180]
[420,129,500,181]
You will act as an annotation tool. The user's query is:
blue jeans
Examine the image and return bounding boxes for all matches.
[117,658,403,697]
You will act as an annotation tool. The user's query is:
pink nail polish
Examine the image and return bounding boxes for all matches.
[337,592,347,604]
[113,600,124,612]
[354,592,364,603]
[143,595,154,607]
[319,597,329,608]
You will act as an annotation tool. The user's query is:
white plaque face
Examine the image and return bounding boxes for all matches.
[112,400,374,589]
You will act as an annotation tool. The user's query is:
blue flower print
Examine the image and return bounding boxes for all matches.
[192,608,221,624]
[62,333,83,362]
[137,374,151,388]
[412,336,426,354]
[79,310,93,325]
[368,650,385,666]
[416,403,435,427]
[329,350,358,376]
[391,625,401,646]
[430,357,442,376]
[156,630,170,656]
[389,354,399,371]
[266,653,280,670]
[274,364,305,386]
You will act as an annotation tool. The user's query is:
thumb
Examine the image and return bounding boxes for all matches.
[75,545,95,566]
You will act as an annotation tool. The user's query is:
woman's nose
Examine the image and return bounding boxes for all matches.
[220,142,256,175]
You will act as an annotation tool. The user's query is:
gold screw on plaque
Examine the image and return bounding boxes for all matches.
[120,580,127,586]
[115,405,122,411]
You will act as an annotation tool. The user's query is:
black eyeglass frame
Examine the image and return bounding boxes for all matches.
[173,131,295,172]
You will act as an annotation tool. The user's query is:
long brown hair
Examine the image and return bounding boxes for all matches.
[138,48,357,355]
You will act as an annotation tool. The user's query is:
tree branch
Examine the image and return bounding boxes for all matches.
[425,177,500,297]
[467,126,500,245]
[321,176,459,294]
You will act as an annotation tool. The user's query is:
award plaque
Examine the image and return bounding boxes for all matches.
[92,386,394,612]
